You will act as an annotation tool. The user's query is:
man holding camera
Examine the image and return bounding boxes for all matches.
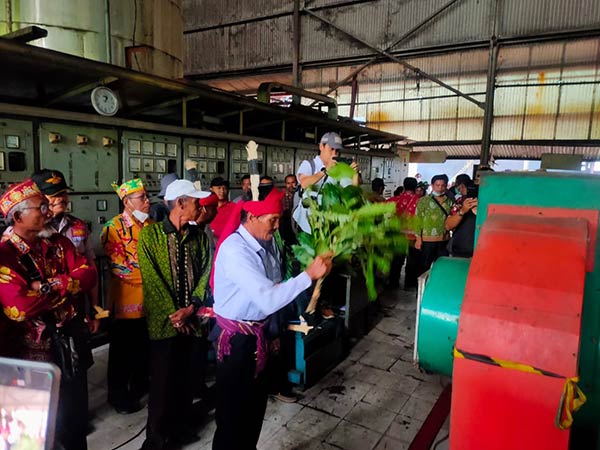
[293,132,360,233]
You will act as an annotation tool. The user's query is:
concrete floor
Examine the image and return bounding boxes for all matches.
[87,287,450,450]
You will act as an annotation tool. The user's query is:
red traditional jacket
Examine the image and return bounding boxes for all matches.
[0,233,97,359]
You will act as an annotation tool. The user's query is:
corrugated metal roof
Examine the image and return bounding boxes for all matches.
[184,15,292,73]
[183,0,292,30]
[498,0,600,38]
[184,0,600,77]
[412,144,600,161]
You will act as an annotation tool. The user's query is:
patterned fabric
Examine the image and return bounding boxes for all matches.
[2,215,94,261]
[138,219,211,340]
[52,214,95,261]
[0,179,43,216]
[450,196,465,216]
[101,211,151,319]
[215,314,268,377]
[111,178,144,200]
[388,191,419,240]
[282,191,294,213]
[415,195,453,239]
[0,233,96,359]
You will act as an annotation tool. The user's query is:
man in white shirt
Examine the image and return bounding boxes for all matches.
[211,188,332,450]
[293,132,360,233]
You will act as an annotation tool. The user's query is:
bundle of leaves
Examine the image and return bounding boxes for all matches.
[293,163,408,308]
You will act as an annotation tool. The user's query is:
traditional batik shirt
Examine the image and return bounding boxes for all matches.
[388,191,419,240]
[138,218,211,340]
[101,211,152,319]
[414,195,453,239]
[0,233,96,360]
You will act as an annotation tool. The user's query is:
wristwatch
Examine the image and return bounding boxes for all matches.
[39,282,51,295]
[458,210,464,216]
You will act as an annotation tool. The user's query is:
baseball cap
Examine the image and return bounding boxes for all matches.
[31,169,71,197]
[320,132,344,150]
[164,180,211,201]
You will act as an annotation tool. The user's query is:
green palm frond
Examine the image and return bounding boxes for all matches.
[292,177,408,301]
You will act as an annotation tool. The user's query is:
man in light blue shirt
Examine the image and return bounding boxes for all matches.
[211,188,332,450]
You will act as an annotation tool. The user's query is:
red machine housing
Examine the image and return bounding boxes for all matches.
[451,211,591,450]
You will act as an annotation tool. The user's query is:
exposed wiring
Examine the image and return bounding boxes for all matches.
[433,432,450,450]
[108,425,146,450]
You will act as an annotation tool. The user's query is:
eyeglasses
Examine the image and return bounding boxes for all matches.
[23,204,49,215]
[128,194,149,202]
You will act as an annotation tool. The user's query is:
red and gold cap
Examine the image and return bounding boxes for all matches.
[0,179,44,216]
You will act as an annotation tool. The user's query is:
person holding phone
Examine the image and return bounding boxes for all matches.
[293,132,360,234]
[446,177,478,258]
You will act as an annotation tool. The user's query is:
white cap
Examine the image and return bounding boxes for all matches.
[164,179,211,201]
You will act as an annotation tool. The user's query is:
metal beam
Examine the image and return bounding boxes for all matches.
[480,37,499,166]
[45,76,118,106]
[0,38,403,143]
[127,95,199,116]
[292,0,301,89]
[0,101,318,151]
[1,25,48,43]
[314,0,463,102]
[302,7,483,109]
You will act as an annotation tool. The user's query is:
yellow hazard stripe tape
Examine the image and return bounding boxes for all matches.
[454,347,586,430]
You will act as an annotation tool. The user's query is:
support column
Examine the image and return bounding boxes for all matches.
[481,37,498,166]
[292,0,302,104]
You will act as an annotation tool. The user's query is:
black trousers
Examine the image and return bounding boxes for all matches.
[266,330,295,397]
[389,244,420,289]
[107,318,149,407]
[56,356,89,450]
[420,241,449,273]
[142,335,196,450]
[213,334,269,450]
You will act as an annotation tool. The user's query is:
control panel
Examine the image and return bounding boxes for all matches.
[0,118,35,190]
[39,123,121,253]
[122,131,181,192]
[371,156,386,183]
[183,138,228,188]
[230,142,265,186]
[294,149,318,174]
[40,123,119,192]
[355,154,372,184]
[265,146,295,184]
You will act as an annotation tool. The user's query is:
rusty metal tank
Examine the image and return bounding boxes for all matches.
[0,0,182,78]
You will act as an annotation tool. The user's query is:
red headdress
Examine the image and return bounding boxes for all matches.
[199,192,219,207]
[210,188,284,290]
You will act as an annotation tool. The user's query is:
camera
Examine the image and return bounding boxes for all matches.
[466,185,479,198]
[333,156,354,165]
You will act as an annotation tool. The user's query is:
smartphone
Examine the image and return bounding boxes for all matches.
[333,156,354,165]
[466,185,479,198]
[0,357,61,450]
